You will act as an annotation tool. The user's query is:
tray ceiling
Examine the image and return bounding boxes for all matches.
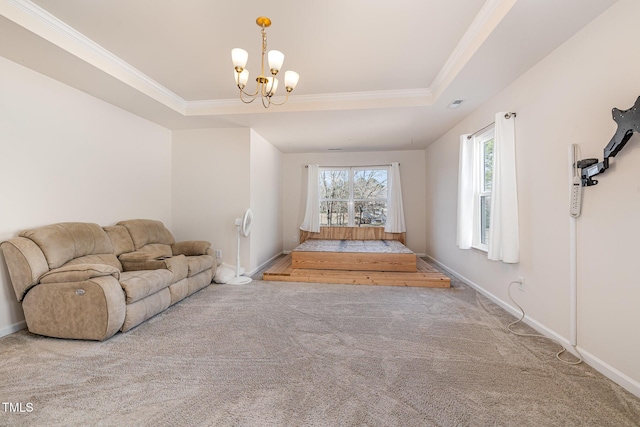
[0,0,618,152]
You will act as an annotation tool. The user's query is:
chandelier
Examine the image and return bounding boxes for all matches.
[231,17,300,108]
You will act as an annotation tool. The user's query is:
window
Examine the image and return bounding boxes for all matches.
[457,113,518,261]
[473,128,494,250]
[319,167,388,227]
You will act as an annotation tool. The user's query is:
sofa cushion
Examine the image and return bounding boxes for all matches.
[120,259,168,272]
[103,225,135,256]
[172,241,211,256]
[119,244,172,262]
[187,255,215,277]
[165,255,188,282]
[64,254,122,272]
[20,223,114,270]
[40,264,120,284]
[188,269,215,295]
[121,288,171,332]
[119,269,173,304]
[168,278,189,306]
[119,255,188,283]
[117,219,174,250]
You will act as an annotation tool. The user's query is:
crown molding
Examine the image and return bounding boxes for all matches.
[0,0,503,117]
[185,88,433,116]
[0,0,187,113]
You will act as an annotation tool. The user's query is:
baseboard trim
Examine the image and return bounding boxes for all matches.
[425,254,640,399]
[0,320,26,338]
[576,346,640,399]
[248,252,286,276]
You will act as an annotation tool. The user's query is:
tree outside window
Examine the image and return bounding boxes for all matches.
[319,167,388,227]
[475,129,494,250]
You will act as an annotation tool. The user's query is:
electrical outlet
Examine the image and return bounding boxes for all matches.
[518,276,525,292]
[292,235,298,243]
[215,250,222,259]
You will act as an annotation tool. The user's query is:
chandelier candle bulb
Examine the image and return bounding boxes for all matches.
[231,16,299,107]
[234,69,249,89]
[285,71,299,92]
[268,50,284,74]
[231,48,248,71]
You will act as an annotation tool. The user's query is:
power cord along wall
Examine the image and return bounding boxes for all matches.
[506,280,582,365]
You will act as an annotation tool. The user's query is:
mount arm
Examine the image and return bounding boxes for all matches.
[579,96,640,186]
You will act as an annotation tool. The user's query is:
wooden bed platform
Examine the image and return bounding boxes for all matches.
[262,254,450,288]
[262,229,450,287]
[292,239,417,272]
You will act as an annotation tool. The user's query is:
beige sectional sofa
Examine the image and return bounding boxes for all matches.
[0,219,216,341]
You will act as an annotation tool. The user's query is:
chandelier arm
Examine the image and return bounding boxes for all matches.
[239,87,261,104]
[264,91,291,106]
[261,94,271,108]
[239,93,256,104]
[238,83,260,98]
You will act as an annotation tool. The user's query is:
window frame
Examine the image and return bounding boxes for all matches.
[318,166,389,227]
[472,127,495,252]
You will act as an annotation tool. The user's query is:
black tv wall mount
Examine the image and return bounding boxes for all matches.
[578,95,640,186]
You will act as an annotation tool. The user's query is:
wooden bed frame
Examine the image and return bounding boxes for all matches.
[292,239,417,272]
[262,227,450,288]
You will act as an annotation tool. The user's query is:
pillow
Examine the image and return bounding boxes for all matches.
[213,263,245,284]
[40,263,120,284]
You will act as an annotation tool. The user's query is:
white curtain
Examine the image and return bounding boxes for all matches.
[300,164,320,233]
[456,134,474,249]
[488,112,519,263]
[385,162,406,233]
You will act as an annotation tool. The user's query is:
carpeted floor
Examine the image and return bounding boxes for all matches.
[1,266,639,426]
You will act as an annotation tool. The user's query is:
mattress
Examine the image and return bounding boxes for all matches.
[293,239,414,254]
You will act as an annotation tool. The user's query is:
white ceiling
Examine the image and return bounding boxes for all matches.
[0,0,618,153]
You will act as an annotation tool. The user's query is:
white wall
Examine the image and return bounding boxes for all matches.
[0,56,172,336]
[171,128,251,268]
[425,0,640,395]
[249,130,283,272]
[282,150,426,254]
[172,128,283,274]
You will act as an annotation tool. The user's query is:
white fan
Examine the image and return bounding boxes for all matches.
[227,208,253,285]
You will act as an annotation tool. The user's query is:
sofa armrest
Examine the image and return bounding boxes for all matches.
[40,263,120,284]
[22,275,125,341]
[172,241,211,257]
[1,237,49,302]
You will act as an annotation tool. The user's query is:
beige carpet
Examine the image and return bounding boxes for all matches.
[1,270,639,426]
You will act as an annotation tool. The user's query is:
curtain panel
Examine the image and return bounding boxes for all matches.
[384,162,406,233]
[488,112,519,263]
[300,164,320,233]
[456,134,475,249]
